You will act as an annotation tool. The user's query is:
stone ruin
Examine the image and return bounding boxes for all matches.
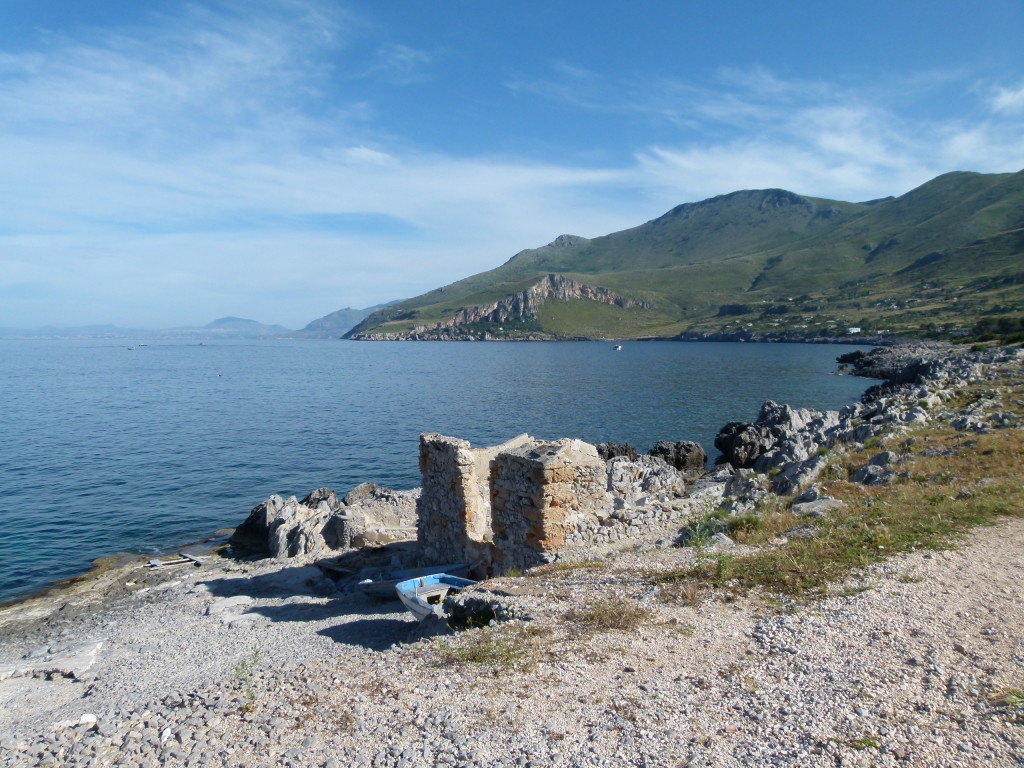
[414,433,703,576]
[230,432,708,575]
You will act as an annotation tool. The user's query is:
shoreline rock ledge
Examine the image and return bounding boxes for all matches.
[228,484,420,558]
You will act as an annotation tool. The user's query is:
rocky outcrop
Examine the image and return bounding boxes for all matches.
[711,344,1024,505]
[836,342,956,383]
[350,274,649,341]
[606,455,686,508]
[714,423,774,468]
[229,485,418,558]
[596,442,639,461]
[647,440,707,478]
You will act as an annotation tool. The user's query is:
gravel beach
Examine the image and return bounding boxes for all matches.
[1,514,1022,768]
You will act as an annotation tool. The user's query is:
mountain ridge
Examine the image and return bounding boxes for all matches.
[348,169,1024,342]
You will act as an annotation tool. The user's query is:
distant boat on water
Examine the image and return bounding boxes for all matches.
[614,344,622,351]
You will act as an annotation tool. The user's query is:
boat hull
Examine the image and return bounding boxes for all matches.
[395,574,477,621]
[359,563,471,599]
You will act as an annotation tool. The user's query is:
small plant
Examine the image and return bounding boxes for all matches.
[990,687,1024,722]
[660,580,702,607]
[567,597,649,631]
[722,512,761,539]
[844,736,881,750]
[433,625,550,670]
[232,647,261,713]
[436,634,524,668]
[691,552,736,587]
[815,456,847,481]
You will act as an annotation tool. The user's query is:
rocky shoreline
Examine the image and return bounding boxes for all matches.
[2,342,1023,767]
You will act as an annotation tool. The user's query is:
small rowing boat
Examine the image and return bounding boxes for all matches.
[395,573,477,621]
[357,562,471,599]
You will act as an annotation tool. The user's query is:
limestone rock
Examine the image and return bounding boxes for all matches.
[792,498,846,517]
[607,455,686,506]
[647,440,707,478]
[341,483,381,506]
[852,464,893,485]
[232,481,417,558]
[714,422,773,468]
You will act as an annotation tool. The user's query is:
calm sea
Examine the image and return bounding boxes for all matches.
[0,339,868,604]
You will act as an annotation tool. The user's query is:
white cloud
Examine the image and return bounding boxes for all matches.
[626,69,1024,204]
[1,7,1023,328]
[991,83,1024,114]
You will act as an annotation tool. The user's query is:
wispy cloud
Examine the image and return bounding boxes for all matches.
[1,4,1022,328]
[991,82,1024,114]
[581,65,1024,202]
[360,42,435,85]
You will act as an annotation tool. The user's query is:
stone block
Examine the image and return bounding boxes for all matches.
[540,507,566,525]
[548,465,576,483]
[538,535,565,552]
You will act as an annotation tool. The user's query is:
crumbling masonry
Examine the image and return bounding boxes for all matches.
[415,433,695,576]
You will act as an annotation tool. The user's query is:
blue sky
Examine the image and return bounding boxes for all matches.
[1,1,1023,329]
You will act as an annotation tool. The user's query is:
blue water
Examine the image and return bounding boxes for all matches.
[0,339,868,603]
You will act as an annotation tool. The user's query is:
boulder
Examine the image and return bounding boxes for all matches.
[596,442,639,462]
[792,497,846,517]
[647,440,707,478]
[851,464,892,486]
[264,495,334,558]
[606,455,686,506]
[769,455,830,496]
[302,487,341,510]
[714,422,774,468]
[342,482,382,506]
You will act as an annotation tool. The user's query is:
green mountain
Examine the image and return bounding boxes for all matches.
[347,169,1024,341]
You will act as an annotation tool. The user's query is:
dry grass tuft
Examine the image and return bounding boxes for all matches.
[567,597,649,631]
[432,624,551,670]
[528,559,607,577]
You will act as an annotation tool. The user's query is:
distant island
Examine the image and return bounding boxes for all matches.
[0,305,392,341]
[347,169,1024,344]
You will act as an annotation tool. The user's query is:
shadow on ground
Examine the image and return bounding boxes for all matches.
[195,543,425,650]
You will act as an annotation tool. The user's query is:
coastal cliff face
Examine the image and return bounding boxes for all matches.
[348,274,649,341]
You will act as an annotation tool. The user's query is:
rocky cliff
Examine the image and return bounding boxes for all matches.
[347,274,649,340]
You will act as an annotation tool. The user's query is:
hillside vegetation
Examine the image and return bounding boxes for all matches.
[347,169,1024,342]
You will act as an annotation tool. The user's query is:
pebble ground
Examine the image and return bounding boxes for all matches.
[1,514,1022,768]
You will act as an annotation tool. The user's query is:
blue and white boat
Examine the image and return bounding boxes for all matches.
[358,562,471,599]
[395,573,477,621]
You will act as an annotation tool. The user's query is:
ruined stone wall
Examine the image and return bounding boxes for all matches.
[414,433,532,569]
[415,433,697,575]
[489,439,610,572]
